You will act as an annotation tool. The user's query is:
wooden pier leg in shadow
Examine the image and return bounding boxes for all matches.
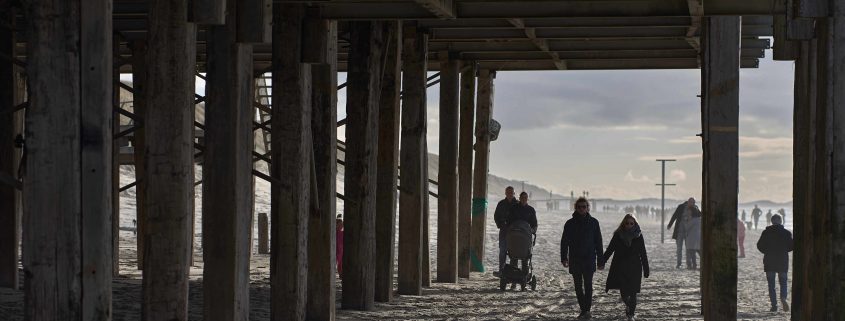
[700,16,740,320]
[470,69,495,273]
[457,61,477,279]
[397,23,428,296]
[436,56,460,284]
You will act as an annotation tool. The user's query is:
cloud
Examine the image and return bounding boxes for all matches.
[669,136,700,144]
[739,136,792,159]
[624,170,651,183]
[637,153,702,161]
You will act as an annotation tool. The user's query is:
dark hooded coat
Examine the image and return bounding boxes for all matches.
[756,224,793,272]
[560,213,603,274]
[600,227,650,293]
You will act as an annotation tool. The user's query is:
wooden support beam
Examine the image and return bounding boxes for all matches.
[436,56,460,283]
[305,17,338,320]
[792,0,828,18]
[23,0,113,318]
[237,0,271,43]
[457,61,476,279]
[0,4,19,290]
[271,4,310,320]
[81,0,114,317]
[343,20,389,311]
[398,23,428,296]
[422,165,431,287]
[112,37,121,278]
[258,213,270,254]
[193,0,225,25]
[774,15,800,60]
[375,21,401,303]
[202,1,255,319]
[700,16,740,320]
[795,14,845,319]
[791,38,816,320]
[414,0,455,18]
[470,69,495,273]
[130,40,148,270]
[142,0,197,319]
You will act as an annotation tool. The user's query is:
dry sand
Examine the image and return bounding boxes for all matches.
[0,204,792,321]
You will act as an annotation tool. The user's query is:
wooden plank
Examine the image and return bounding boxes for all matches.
[457,61,476,279]
[436,56,460,283]
[421,148,433,287]
[791,39,815,320]
[792,0,827,18]
[305,17,338,320]
[375,21,401,303]
[470,69,495,273]
[202,2,255,319]
[80,0,114,319]
[700,16,740,320]
[802,16,845,320]
[343,20,388,311]
[130,40,148,271]
[193,0,225,25]
[0,4,18,289]
[414,0,455,18]
[271,4,310,320]
[773,15,799,61]
[142,0,197,319]
[112,31,121,278]
[237,0,271,43]
[23,0,84,319]
[398,23,428,296]
[258,213,269,254]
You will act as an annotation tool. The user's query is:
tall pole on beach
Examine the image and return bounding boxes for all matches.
[656,159,676,243]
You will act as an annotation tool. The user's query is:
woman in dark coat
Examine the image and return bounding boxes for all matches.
[599,214,650,320]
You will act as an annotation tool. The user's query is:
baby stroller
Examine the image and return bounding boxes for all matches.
[499,220,538,291]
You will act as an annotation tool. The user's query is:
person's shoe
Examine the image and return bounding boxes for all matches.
[577,311,586,319]
[770,306,778,312]
[581,311,592,319]
[676,264,682,269]
[510,283,516,290]
[493,271,501,277]
[782,300,790,312]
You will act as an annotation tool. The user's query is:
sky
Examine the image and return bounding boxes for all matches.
[169,48,794,204]
[338,49,796,203]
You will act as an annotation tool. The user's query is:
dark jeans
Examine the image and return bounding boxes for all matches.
[572,271,594,312]
[498,228,507,272]
[620,290,638,316]
[766,272,788,307]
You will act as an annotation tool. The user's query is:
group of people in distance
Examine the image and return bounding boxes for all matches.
[492,186,795,320]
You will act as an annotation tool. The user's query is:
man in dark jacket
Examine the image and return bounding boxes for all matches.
[509,192,538,232]
[561,197,603,320]
[751,205,762,230]
[493,186,517,276]
[757,214,793,312]
[666,198,701,269]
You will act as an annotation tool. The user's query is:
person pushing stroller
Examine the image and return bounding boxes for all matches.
[500,192,538,291]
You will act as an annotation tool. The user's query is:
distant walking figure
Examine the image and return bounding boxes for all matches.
[757,214,793,312]
[752,205,762,230]
[561,197,603,320]
[599,214,650,321]
[737,217,747,258]
[741,209,747,223]
[667,198,701,269]
[765,209,773,226]
[336,215,344,278]
[493,186,518,277]
[684,212,701,270]
[777,208,787,225]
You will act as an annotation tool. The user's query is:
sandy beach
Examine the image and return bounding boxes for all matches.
[0,199,792,320]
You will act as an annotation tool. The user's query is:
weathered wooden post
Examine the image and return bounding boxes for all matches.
[258,213,270,254]
[422,146,431,287]
[436,55,460,283]
[457,61,477,279]
[699,16,740,320]
[343,20,389,311]
[201,0,260,319]
[0,4,20,289]
[304,12,338,320]
[142,0,196,319]
[23,0,114,319]
[470,69,495,272]
[375,21,402,303]
[398,23,428,296]
[271,4,311,320]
